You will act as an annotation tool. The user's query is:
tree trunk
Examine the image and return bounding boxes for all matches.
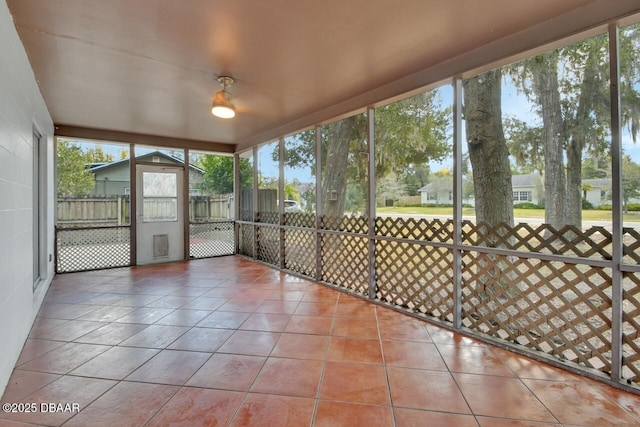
[463,69,514,227]
[566,42,601,229]
[321,117,357,219]
[531,53,566,229]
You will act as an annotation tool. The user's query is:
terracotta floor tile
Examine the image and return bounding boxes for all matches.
[114,307,176,324]
[284,315,332,335]
[301,289,339,303]
[251,357,323,397]
[167,327,233,352]
[320,361,390,405]
[387,367,470,413]
[62,382,178,427]
[476,417,562,426]
[266,290,306,302]
[27,318,70,339]
[229,394,315,427]
[453,373,556,422]
[144,295,195,309]
[36,303,101,320]
[331,317,379,339]
[334,302,377,320]
[218,298,265,312]
[201,288,242,298]
[76,305,137,322]
[186,353,265,391]
[377,317,431,342]
[500,351,586,382]
[125,349,210,385]
[15,340,65,366]
[328,337,383,365]
[395,408,478,427]
[382,340,448,371]
[146,387,244,427]
[196,311,251,329]
[18,343,111,374]
[1,376,116,426]
[254,300,300,314]
[437,344,515,377]
[294,302,337,316]
[217,330,280,356]
[168,286,210,297]
[424,324,481,346]
[239,313,292,332]
[0,370,60,403]
[110,294,164,307]
[73,323,148,346]
[313,400,394,427]
[592,382,640,421]
[32,320,106,342]
[119,324,189,349]
[271,333,330,360]
[523,379,640,425]
[70,346,159,379]
[153,309,212,326]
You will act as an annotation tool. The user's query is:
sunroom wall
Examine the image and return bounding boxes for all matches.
[0,1,55,397]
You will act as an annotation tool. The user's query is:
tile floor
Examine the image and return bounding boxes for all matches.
[2,256,640,426]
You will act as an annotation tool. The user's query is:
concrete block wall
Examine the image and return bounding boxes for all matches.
[0,0,54,397]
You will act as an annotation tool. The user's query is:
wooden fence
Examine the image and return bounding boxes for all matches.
[57,195,234,227]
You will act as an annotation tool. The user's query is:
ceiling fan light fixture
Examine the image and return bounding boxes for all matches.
[211,76,236,119]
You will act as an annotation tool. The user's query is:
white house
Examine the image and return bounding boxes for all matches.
[419,173,611,207]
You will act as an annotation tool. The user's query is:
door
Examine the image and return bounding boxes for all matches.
[136,165,184,265]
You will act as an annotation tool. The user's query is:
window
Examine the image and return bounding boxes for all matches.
[142,172,178,222]
[513,191,532,202]
[33,129,44,289]
[427,192,437,201]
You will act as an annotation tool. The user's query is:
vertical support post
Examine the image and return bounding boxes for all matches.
[183,148,190,260]
[609,23,624,382]
[315,125,323,281]
[452,79,464,329]
[367,107,377,300]
[253,146,259,260]
[129,143,137,265]
[279,137,286,269]
[234,153,240,254]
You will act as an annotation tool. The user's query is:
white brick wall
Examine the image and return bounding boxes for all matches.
[0,0,54,397]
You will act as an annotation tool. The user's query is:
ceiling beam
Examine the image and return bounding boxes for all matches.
[54,125,235,153]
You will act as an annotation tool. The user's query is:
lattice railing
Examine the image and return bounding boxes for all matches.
[376,240,454,322]
[462,220,613,260]
[623,272,640,383]
[623,228,640,264]
[238,223,254,258]
[258,211,279,224]
[285,212,316,228]
[56,226,131,273]
[284,229,316,278]
[239,209,253,222]
[189,221,234,259]
[321,234,369,295]
[321,215,368,234]
[376,217,454,243]
[257,225,280,266]
[461,250,612,372]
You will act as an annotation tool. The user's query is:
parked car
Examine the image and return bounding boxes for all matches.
[283,199,302,212]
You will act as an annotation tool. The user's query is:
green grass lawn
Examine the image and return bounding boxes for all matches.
[376,206,640,222]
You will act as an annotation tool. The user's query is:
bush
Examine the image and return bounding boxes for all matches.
[598,204,613,211]
[628,203,640,212]
[582,199,594,210]
[514,202,543,209]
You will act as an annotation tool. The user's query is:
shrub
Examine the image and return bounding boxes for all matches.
[582,199,594,210]
[514,202,543,209]
[627,203,640,212]
[598,204,613,211]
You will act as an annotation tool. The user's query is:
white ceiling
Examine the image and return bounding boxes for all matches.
[7,0,640,152]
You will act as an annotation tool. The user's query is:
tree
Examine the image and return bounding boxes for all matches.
[83,146,114,163]
[199,155,251,194]
[463,69,514,226]
[281,90,451,218]
[623,155,640,213]
[56,140,95,196]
